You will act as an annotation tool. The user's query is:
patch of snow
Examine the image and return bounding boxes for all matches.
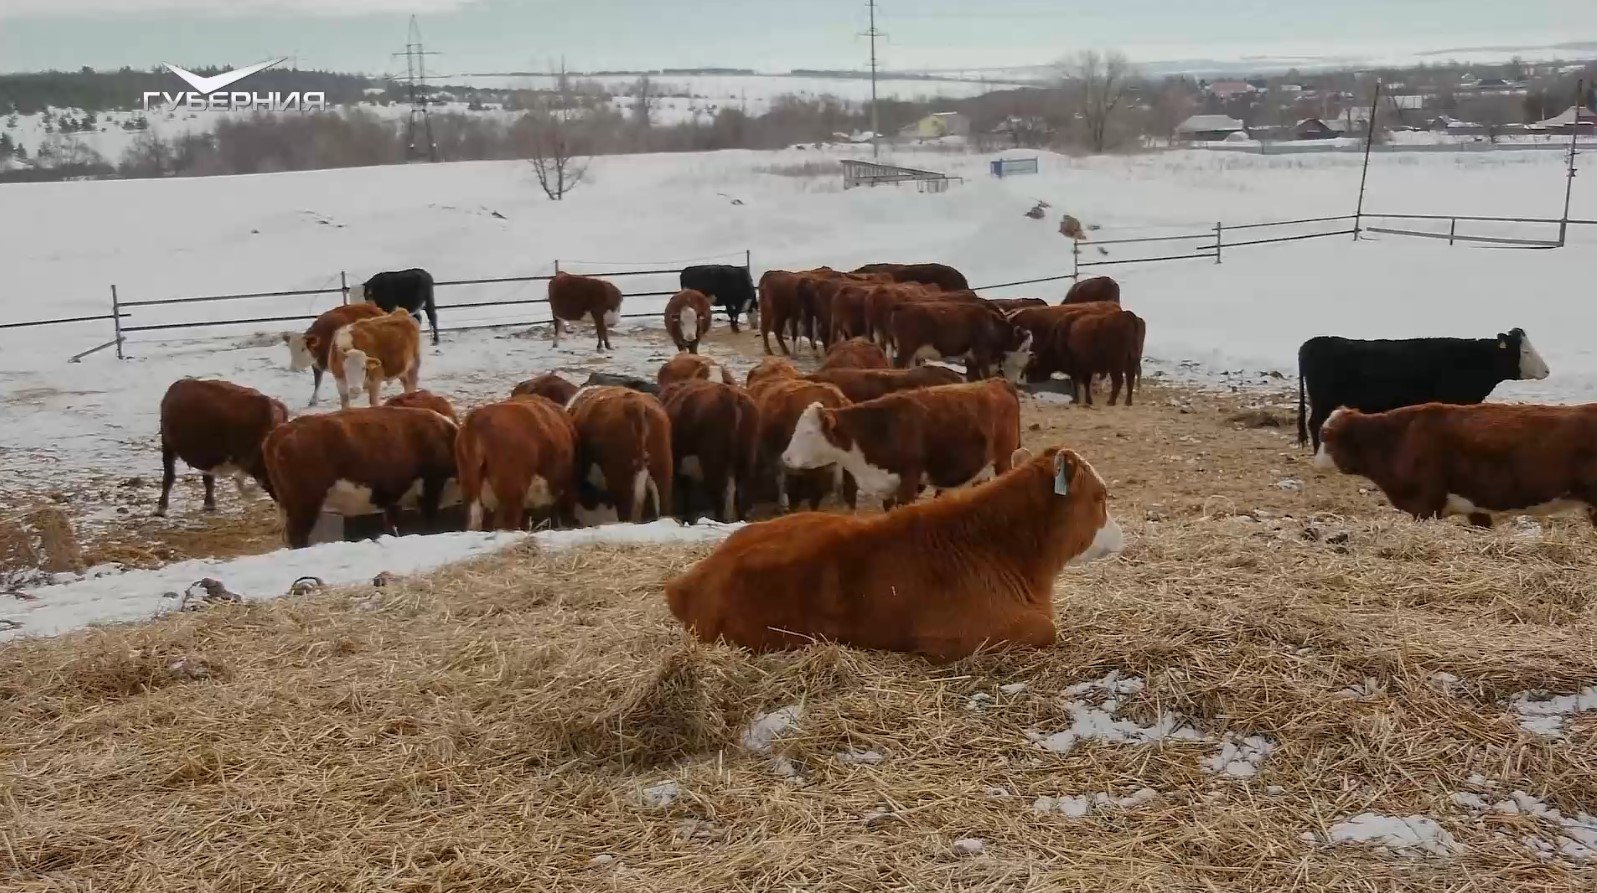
[1452,789,1597,863]
[1201,734,1275,779]
[1509,686,1597,737]
[1034,788,1158,817]
[1027,673,1204,756]
[999,682,1029,695]
[1062,670,1145,698]
[952,837,986,856]
[741,705,801,755]
[836,749,886,766]
[1318,813,1462,857]
[1337,677,1383,701]
[640,780,680,808]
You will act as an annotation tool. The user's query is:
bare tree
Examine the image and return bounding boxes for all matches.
[520,61,591,201]
[631,75,658,129]
[1062,50,1134,153]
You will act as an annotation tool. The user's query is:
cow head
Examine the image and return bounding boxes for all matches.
[1015,446,1123,566]
[1313,406,1376,475]
[999,327,1035,384]
[347,283,368,302]
[782,402,847,470]
[1501,328,1550,381]
[341,348,371,390]
[284,332,316,371]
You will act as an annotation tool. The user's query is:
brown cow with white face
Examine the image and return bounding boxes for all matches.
[751,378,857,514]
[330,308,422,410]
[658,354,726,390]
[782,379,1022,510]
[283,303,386,407]
[155,378,289,517]
[890,302,1033,383]
[1314,403,1597,528]
[665,288,713,354]
[547,271,623,351]
[665,445,1123,664]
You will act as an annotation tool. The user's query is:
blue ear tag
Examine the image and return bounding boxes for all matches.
[1053,455,1069,496]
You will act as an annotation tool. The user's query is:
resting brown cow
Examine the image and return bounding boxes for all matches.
[567,386,673,523]
[284,303,385,406]
[384,389,458,423]
[665,445,1124,663]
[665,288,713,354]
[263,406,459,548]
[805,364,964,404]
[746,356,800,391]
[456,395,578,531]
[658,354,726,390]
[890,302,1033,383]
[156,378,289,517]
[547,271,623,351]
[783,379,1022,509]
[758,270,805,356]
[752,378,857,513]
[820,337,890,371]
[663,380,760,522]
[853,262,970,292]
[1056,309,1146,406]
[1063,276,1121,306]
[1314,403,1597,528]
[331,308,422,410]
[512,373,580,406]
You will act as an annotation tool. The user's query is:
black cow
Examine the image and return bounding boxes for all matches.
[1296,328,1551,451]
[350,268,439,346]
[680,264,757,333]
[581,372,661,397]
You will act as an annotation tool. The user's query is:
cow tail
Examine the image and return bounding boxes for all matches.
[424,276,439,342]
[626,400,657,520]
[1296,351,1308,446]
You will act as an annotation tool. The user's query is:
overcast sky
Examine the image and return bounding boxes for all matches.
[1,0,1593,75]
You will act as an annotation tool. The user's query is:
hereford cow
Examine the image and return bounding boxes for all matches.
[331,308,422,410]
[747,356,801,391]
[890,302,1033,383]
[583,371,661,397]
[1314,403,1597,528]
[1296,328,1550,452]
[829,283,876,344]
[799,270,891,353]
[680,264,758,333]
[1062,276,1121,306]
[783,379,1022,510]
[349,268,440,346]
[665,445,1124,663]
[758,270,805,356]
[566,386,673,523]
[547,271,623,351]
[384,389,458,422]
[853,262,970,292]
[155,378,289,517]
[262,406,459,548]
[663,380,760,522]
[864,283,983,351]
[820,337,890,371]
[659,354,726,389]
[805,365,964,404]
[283,303,385,406]
[456,396,578,531]
[665,288,713,354]
[1008,302,1120,383]
[512,373,580,406]
[1055,309,1146,406]
[753,378,857,513]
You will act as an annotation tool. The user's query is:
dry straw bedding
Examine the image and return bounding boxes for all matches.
[3,510,1596,891]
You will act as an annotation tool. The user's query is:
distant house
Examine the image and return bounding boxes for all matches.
[1175,114,1246,142]
[1206,81,1256,99]
[1535,106,1597,134]
[900,111,970,140]
[1293,118,1342,140]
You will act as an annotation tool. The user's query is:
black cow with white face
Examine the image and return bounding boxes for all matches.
[349,268,439,346]
[680,264,757,333]
[1296,328,1551,451]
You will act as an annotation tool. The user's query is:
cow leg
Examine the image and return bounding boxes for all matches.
[335,371,352,410]
[419,477,448,533]
[551,317,562,348]
[842,472,859,512]
[202,474,217,512]
[1467,512,1494,529]
[889,471,921,512]
[1306,405,1330,452]
[365,377,381,408]
[776,471,791,513]
[727,305,742,335]
[309,367,324,407]
[1108,370,1124,406]
[382,506,404,538]
[281,505,319,549]
[155,444,177,517]
[673,474,693,521]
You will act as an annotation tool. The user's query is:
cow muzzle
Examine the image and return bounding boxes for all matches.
[1069,516,1125,566]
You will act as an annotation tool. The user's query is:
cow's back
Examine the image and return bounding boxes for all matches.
[160,378,286,470]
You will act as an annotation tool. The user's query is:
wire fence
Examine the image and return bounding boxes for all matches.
[11,210,1597,362]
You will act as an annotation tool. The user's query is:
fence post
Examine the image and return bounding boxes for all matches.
[1448,218,1457,246]
[1071,239,1080,281]
[110,284,124,360]
[1214,221,1223,264]
[745,249,751,272]
[340,271,348,305]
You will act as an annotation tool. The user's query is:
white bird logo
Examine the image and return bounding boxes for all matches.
[163,58,287,95]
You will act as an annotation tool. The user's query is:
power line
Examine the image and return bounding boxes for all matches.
[861,0,887,158]
[392,15,440,162]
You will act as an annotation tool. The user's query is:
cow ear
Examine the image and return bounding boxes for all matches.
[1498,335,1508,349]
[1052,450,1076,497]
[305,335,322,352]
[1011,447,1034,467]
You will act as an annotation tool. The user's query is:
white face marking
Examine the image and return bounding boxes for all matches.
[1069,517,1125,566]
[999,343,1034,384]
[604,310,620,327]
[1312,443,1338,471]
[680,456,704,481]
[781,404,836,471]
[679,307,698,337]
[1518,333,1550,380]
[286,333,315,371]
[340,350,368,392]
[347,284,367,302]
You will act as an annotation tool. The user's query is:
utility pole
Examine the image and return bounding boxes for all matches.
[393,15,440,162]
[861,0,885,159]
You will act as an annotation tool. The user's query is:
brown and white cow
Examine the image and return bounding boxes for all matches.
[658,354,727,390]
[283,303,386,406]
[890,302,1033,383]
[852,262,970,292]
[753,378,857,513]
[746,356,801,391]
[665,445,1124,663]
[456,395,579,531]
[984,297,1048,315]
[782,379,1022,510]
[828,282,877,344]
[665,288,713,354]
[1054,309,1146,406]
[262,406,459,548]
[547,271,623,351]
[511,373,580,406]
[330,308,422,410]
[1063,275,1121,306]
[758,270,805,356]
[1008,302,1121,384]
[155,378,289,517]
[1314,403,1597,528]
[864,283,983,351]
[804,364,964,404]
[798,270,891,353]
[566,386,673,524]
[384,389,458,423]
[819,337,890,371]
[662,380,760,522]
